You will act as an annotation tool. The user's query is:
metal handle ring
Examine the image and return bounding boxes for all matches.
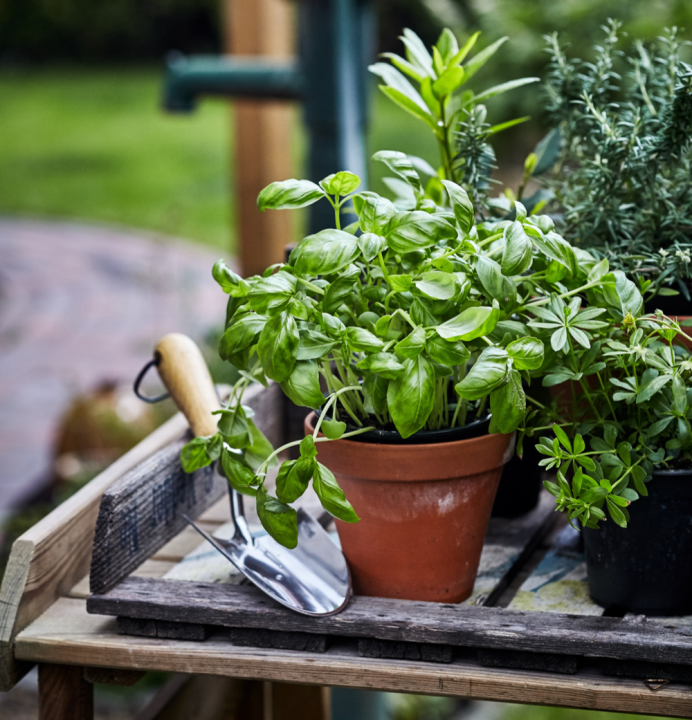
[133,357,170,403]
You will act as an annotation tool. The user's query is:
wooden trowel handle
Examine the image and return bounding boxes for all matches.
[155,333,221,438]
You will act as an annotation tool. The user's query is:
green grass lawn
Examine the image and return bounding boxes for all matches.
[0,66,442,252]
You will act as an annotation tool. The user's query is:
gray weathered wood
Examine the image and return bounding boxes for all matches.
[89,383,283,596]
[89,440,224,595]
[116,616,210,641]
[87,577,692,666]
[358,638,454,663]
[478,648,578,674]
[229,628,328,653]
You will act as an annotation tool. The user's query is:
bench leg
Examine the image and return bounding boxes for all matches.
[39,664,93,720]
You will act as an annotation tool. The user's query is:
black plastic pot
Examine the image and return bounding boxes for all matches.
[583,469,692,615]
[644,280,692,316]
[492,438,543,518]
[317,411,491,445]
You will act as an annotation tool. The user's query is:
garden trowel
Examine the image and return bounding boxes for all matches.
[153,332,351,616]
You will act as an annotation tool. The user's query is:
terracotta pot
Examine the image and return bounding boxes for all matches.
[304,413,515,603]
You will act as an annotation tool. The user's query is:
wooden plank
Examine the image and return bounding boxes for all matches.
[225,0,295,276]
[0,409,193,691]
[39,663,93,720]
[88,382,282,596]
[87,576,692,666]
[507,523,604,616]
[88,441,224,595]
[17,598,692,718]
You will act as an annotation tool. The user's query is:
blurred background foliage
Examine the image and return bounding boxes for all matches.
[0,0,691,246]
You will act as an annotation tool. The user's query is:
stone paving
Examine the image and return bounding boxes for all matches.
[0,219,231,516]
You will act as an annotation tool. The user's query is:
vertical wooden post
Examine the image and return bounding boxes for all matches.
[38,664,93,720]
[225,0,295,278]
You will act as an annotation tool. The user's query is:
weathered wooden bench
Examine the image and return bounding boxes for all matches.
[3,381,692,719]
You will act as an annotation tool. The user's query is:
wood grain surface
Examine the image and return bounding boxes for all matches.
[87,577,692,667]
[16,598,692,718]
[88,382,282,596]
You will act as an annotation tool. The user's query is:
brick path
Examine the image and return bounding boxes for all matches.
[0,219,230,517]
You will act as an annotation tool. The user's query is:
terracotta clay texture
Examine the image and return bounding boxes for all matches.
[305,413,515,603]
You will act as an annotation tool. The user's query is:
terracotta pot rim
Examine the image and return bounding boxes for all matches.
[306,411,509,451]
[305,411,516,482]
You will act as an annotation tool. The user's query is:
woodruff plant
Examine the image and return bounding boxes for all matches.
[177,149,639,547]
[534,297,692,530]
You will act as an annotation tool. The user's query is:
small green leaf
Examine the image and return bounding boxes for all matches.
[313,462,359,523]
[257,179,326,211]
[506,337,544,370]
[346,327,384,352]
[320,171,360,196]
[247,271,297,314]
[426,335,470,366]
[300,435,318,459]
[501,221,533,276]
[221,449,258,496]
[357,232,387,262]
[385,211,456,254]
[387,355,436,438]
[212,259,248,297]
[456,347,509,401]
[256,485,298,548]
[276,458,314,504]
[244,420,276,472]
[437,302,500,341]
[257,311,299,382]
[414,271,456,300]
[394,326,426,360]
[489,369,525,433]
[290,229,360,277]
[280,360,325,409]
[476,256,516,304]
[441,180,474,233]
[180,436,217,473]
[553,424,572,453]
[320,417,347,440]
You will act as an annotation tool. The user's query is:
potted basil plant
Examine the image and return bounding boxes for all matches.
[532,277,692,613]
[180,144,617,603]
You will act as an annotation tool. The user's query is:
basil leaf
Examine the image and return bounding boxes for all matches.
[426,335,470,366]
[320,171,360,195]
[247,271,296,314]
[476,256,516,304]
[501,221,533,276]
[219,314,266,361]
[437,302,500,341]
[320,417,347,439]
[257,311,299,382]
[180,436,217,473]
[353,192,397,234]
[489,369,526,433]
[221,449,258,496]
[358,351,406,379]
[440,180,474,233]
[322,276,355,314]
[244,419,276,471]
[346,327,384,352]
[372,150,422,192]
[280,360,325,409]
[394,326,426,360]
[363,374,389,414]
[300,435,318,459]
[456,347,509,401]
[257,179,326,211]
[414,271,456,300]
[389,274,413,292]
[313,462,359,523]
[256,485,298,548]
[276,458,314,504]
[212,259,248,297]
[387,355,435,438]
[291,229,360,277]
[385,211,456,254]
[357,232,388,262]
[298,329,336,360]
[506,337,544,371]
[216,405,252,449]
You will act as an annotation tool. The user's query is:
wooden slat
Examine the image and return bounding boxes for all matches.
[17,598,692,718]
[0,409,192,691]
[88,383,282,597]
[87,577,692,666]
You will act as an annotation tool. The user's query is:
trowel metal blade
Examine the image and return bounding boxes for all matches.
[184,509,352,616]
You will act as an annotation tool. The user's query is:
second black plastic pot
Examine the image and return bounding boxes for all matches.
[492,438,543,518]
[583,469,692,615]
